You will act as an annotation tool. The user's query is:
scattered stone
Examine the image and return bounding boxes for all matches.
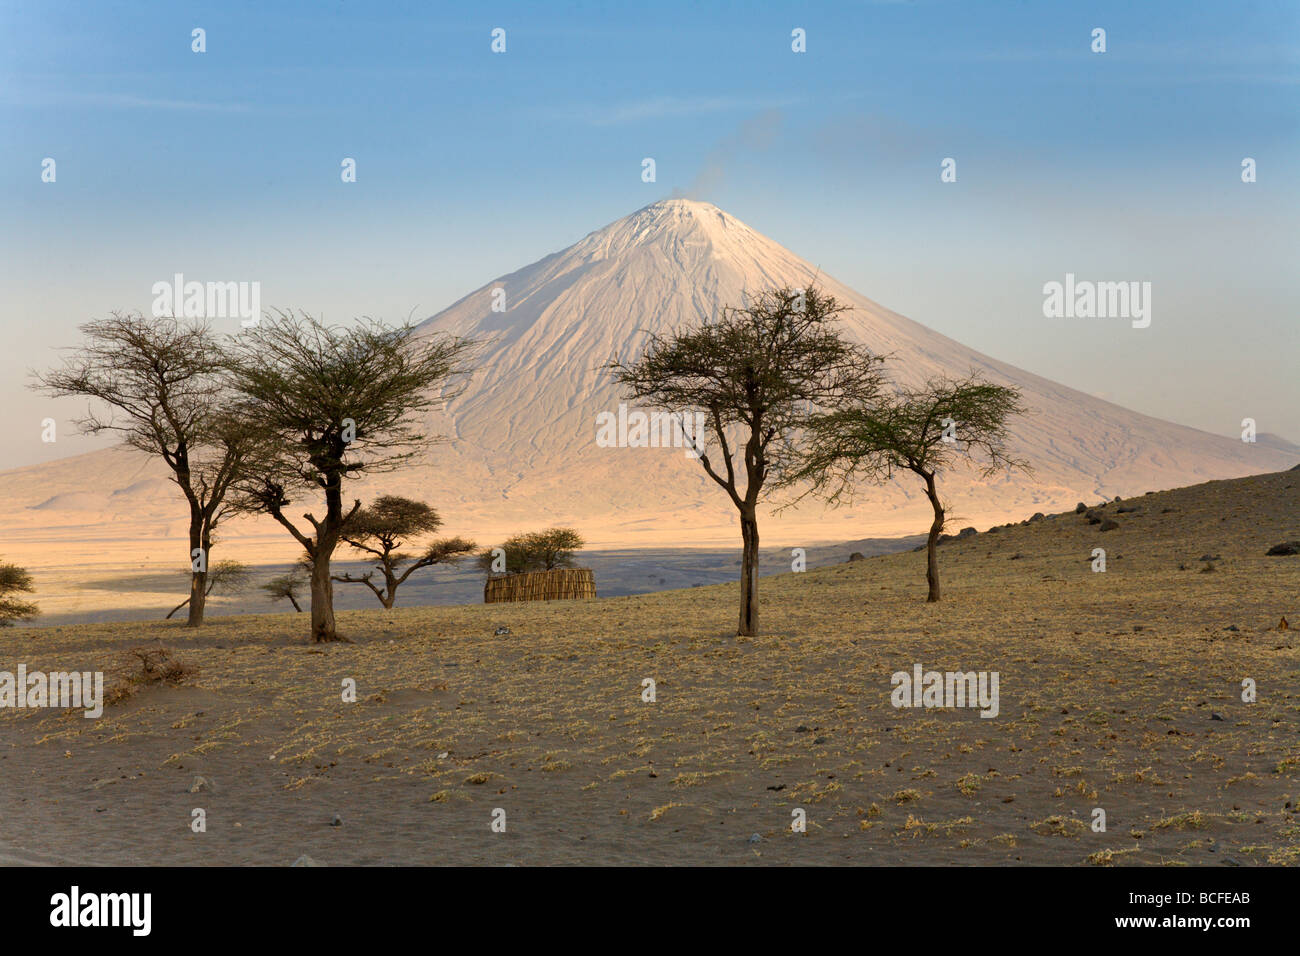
[1009,553,1023,561]
[1027,513,1044,523]
[330,814,343,827]
[494,626,511,635]
[292,855,324,867]
[1075,502,1087,514]
[1265,541,1300,556]
[1099,519,1120,532]
[813,736,828,744]
[795,725,812,733]
[1085,511,1102,525]
[766,784,785,792]
[747,833,762,844]
[1116,505,1140,514]
[1199,553,1220,562]
[958,527,977,538]
[847,552,865,562]
[1224,625,1239,632]
[188,775,212,794]
[1210,713,1224,721]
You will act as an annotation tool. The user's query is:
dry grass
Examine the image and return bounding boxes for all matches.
[0,470,1296,865]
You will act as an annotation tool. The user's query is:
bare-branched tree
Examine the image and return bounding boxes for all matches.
[333,495,475,608]
[227,310,477,642]
[609,286,887,635]
[165,559,251,619]
[34,313,253,626]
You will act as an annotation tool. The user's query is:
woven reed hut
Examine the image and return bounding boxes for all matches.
[483,567,596,603]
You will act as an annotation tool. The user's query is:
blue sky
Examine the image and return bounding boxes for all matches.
[2,0,1297,466]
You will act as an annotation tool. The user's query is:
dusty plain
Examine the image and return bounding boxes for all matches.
[1,470,1297,866]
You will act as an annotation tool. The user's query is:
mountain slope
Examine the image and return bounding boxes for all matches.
[401,198,1295,544]
[0,198,1293,561]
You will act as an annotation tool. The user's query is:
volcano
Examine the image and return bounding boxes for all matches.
[1,198,1293,561]
[398,198,1294,545]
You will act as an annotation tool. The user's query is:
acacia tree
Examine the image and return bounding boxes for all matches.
[165,559,251,619]
[227,311,476,642]
[333,495,476,608]
[792,373,1028,602]
[476,527,584,575]
[34,313,252,626]
[261,556,311,612]
[609,286,886,636]
[0,560,39,626]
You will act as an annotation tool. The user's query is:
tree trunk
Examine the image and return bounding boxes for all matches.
[738,507,760,636]
[186,521,207,627]
[923,472,944,603]
[288,594,302,613]
[310,552,337,642]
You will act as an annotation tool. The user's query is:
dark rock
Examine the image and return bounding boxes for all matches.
[796,725,812,733]
[1225,625,1239,632]
[330,814,343,827]
[1116,505,1140,514]
[813,736,828,744]
[1210,713,1224,721]
[494,626,511,635]
[1199,553,1220,561]
[1075,502,1087,514]
[959,527,977,538]
[1265,541,1300,556]
[1028,512,1044,522]
[847,552,865,562]
[1099,519,1120,532]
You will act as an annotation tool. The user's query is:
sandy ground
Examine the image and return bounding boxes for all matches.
[0,470,1296,866]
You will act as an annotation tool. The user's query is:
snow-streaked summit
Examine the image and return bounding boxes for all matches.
[568,198,787,265]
